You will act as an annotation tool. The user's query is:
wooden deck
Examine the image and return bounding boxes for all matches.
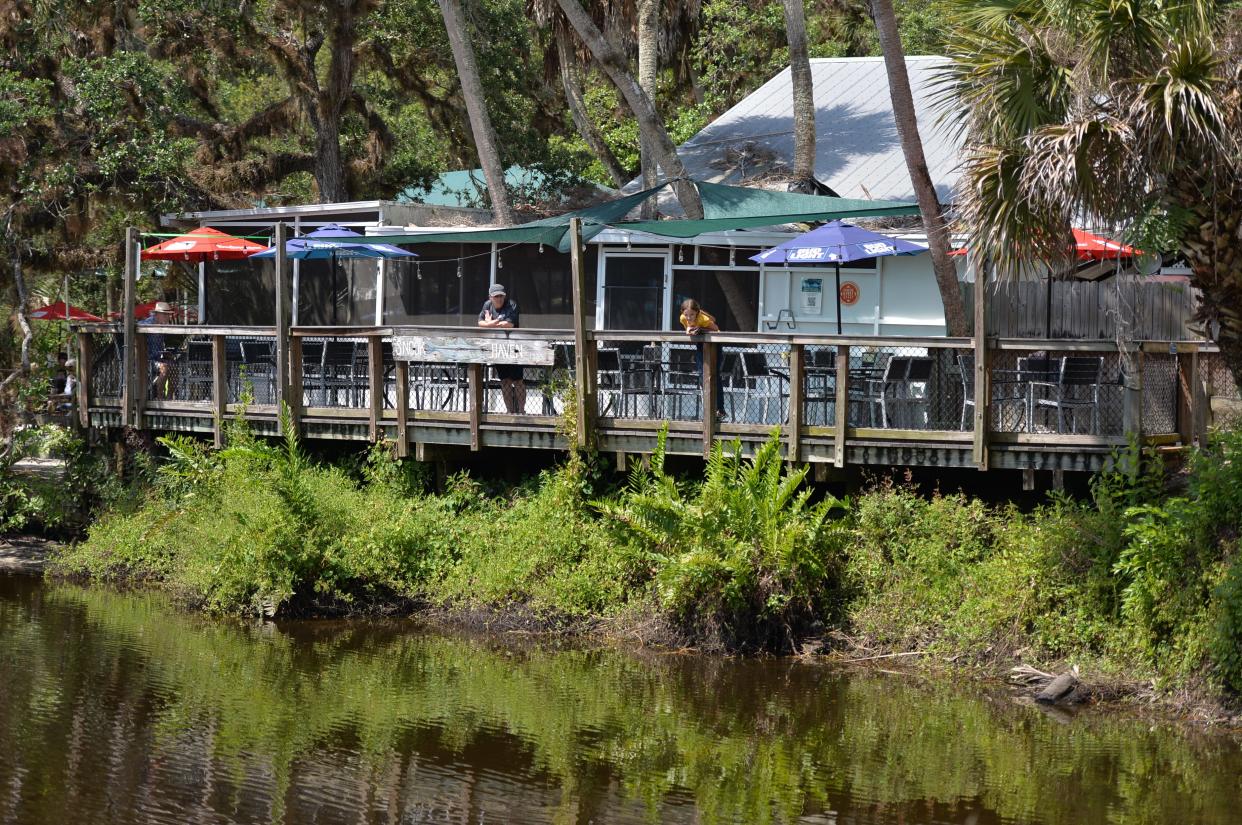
[73,322,1213,475]
[70,220,1216,477]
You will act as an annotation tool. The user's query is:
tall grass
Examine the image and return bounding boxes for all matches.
[54,416,1242,697]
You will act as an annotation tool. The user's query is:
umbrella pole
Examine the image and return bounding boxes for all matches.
[835,263,842,336]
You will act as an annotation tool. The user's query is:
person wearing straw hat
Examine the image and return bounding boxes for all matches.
[140,301,176,398]
[478,284,525,414]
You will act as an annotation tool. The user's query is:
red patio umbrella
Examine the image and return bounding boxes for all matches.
[949,229,1138,260]
[140,227,267,261]
[28,301,105,322]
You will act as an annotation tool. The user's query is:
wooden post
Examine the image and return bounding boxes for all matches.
[273,222,291,427]
[287,335,303,433]
[1177,348,1199,447]
[787,343,803,462]
[1124,347,1144,437]
[211,334,227,448]
[702,340,717,458]
[467,362,483,451]
[76,332,91,429]
[834,346,848,468]
[120,227,139,426]
[133,330,148,426]
[395,359,409,457]
[367,335,383,441]
[568,217,596,449]
[972,263,989,470]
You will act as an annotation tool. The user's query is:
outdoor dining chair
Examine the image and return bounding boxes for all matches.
[239,339,277,404]
[184,340,214,402]
[804,347,837,425]
[663,345,702,420]
[957,352,974,430]
[595,347,622,416]
[1035,355,1104,434]
[736,350,788,424]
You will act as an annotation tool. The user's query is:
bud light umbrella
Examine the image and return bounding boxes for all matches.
[251,224,416,261]
[141,227,268,261]
[752,221,926,334]
[29,301,105,322]
[252,224,415,325]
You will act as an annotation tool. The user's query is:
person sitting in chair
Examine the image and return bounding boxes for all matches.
[140,301,176,398]
[478,284,525,414]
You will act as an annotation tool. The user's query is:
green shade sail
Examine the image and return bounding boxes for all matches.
[374,180,918,252]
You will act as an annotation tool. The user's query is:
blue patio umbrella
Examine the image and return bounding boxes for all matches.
[252,224,415,325]
[751,220,926,334]
[251,223,416,260]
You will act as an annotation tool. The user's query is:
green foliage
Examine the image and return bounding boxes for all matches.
[598,430,845,649]
[54,416,1242,697]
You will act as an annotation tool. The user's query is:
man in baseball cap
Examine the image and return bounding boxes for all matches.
[478,284,525,413]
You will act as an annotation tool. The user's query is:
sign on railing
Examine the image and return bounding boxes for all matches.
[392,335,555,365]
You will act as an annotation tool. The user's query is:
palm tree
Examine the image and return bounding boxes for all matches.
[940,0,1242,375]
[637,0,660,217]
[782,0,817,191]
[869,0,969,336]
[437,0,515,224]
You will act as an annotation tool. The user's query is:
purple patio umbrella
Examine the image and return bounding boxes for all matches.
[751,220,926,334]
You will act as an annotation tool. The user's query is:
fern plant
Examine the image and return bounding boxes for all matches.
[598,428,846,650]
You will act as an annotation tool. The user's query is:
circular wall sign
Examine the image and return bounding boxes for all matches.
[839,281,860,306]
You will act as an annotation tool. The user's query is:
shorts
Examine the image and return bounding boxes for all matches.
[495,364,524,381]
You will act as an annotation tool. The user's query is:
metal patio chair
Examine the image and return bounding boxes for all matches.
[1035,355,1104,434]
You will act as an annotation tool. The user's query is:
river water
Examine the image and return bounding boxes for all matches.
[0,575,1238,825]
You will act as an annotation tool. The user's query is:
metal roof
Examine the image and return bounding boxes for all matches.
[666,56,961,203]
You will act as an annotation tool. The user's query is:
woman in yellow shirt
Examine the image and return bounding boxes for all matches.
[679,299,725,419]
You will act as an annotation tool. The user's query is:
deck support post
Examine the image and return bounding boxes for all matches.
[834,346,848,468]
[273,222,291,429]
[211,334,227,448]
[569,218,596,450]
[1177,347,1201,447]
[1124,347,1144,437]
[468,362,483,451]
[367,335,383,441]
[121,227,139,427]
[787,343,803,462]
[133,330,148,426]
[395,359,409,457]
[288,335,303,433]
[702,340,717,458]
[972,263,989,470]
[76,332,91,429]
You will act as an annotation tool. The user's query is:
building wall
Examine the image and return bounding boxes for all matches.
[758,256,951,336]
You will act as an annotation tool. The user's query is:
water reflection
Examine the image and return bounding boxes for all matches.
[0,575,1237,825]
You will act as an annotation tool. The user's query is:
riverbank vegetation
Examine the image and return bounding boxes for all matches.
[54,411,1242,703]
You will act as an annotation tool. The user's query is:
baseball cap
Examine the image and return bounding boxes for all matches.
[488,284,506,297]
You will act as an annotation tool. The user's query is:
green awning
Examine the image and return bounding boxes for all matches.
[374,180,918,252]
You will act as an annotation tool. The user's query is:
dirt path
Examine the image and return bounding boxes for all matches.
[0,535,53,574]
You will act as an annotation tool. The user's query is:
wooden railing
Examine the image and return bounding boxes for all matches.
[72,321,1210,469]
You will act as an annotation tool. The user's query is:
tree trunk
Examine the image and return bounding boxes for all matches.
[11,247,32,374]
[555,0,703,219]
[312,118,349,203]
[555,28,628,188]
[868,0,970,337]
[783,0,816,187]
[438,0,515,225]
[637,0,659,219]
[1178,195,1242,388]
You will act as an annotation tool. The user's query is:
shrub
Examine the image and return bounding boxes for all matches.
[598,430,846,650]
